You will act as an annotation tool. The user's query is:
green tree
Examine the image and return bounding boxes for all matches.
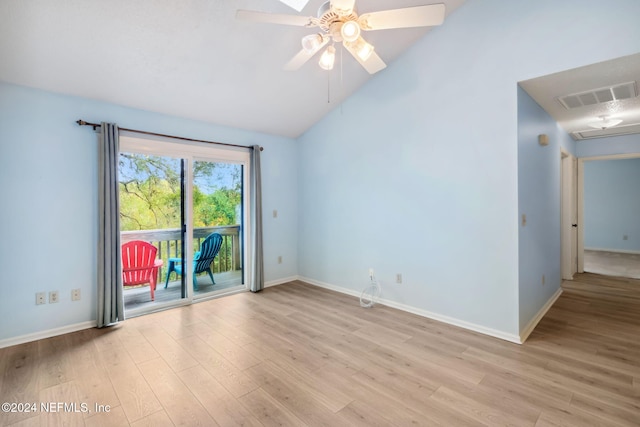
[119,154,241,230]
[119,154,182,230]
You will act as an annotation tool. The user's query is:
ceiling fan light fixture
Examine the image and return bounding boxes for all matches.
[340,20,360,42]
[238,1,449,74]
[587,115,623,130]
[301,33,324,53]
[345,36,374,61]
[319,45,336,70]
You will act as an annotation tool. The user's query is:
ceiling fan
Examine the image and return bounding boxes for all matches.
[236,0,446,74]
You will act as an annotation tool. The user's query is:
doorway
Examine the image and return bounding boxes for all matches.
[119,135,251,315]
[560,150,578,280]
[119,152,187,311]
[578,154,640,280]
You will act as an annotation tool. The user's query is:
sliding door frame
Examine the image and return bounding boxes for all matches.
[120,133,251,309]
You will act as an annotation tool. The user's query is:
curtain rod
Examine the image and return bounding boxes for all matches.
[76,120,263,151]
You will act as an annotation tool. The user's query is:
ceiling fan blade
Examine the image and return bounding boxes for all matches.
[359,4,446,31]
[236,10,317,27]
[330,0,356,15]
[283,36,330,71]
[344,42,387,74]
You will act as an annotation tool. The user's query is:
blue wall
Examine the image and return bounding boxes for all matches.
[3,0,640,345]
[577,134,640,158]
[297,0,640,338]
[517,87,574,331]
[0,82,298,343]
[583,158,640,252]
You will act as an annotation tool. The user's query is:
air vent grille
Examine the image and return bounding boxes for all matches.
[558,81,638,110]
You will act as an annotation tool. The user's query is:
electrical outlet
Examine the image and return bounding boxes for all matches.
[542,275,546,286]
[71,289,81,301]
[36,292,46,305]
[277,256,282,264]
[273,209,278,218]
[49,291,59,303]
[396,273,402,284]
[623,235,628,240]
[521,214,527,227]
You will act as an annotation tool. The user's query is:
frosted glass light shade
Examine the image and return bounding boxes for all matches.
[346,37,374,61]
[587,116,622,129]
[341,20,360,42]
[319,45,336,70]
[301,34,323,53]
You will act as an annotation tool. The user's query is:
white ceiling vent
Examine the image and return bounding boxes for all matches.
[558,81,638,110]
[572,122,640,140]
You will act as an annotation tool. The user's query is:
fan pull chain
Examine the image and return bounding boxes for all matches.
[327,42,337,103]
[327,66,331,103]
[340,46,344,114]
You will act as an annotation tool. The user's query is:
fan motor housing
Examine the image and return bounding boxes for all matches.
[317,1,358,33]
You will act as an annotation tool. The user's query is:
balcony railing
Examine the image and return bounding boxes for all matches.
[121,225,241,279]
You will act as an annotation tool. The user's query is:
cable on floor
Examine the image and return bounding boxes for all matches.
[360,274,380,308]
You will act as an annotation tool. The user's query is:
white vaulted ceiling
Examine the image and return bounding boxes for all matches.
[0,0,465,138]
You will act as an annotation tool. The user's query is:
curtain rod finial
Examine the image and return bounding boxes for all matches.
[77,119,99,130]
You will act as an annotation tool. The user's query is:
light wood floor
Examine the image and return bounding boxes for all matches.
[584,250,640,280]
[1,275,639,426]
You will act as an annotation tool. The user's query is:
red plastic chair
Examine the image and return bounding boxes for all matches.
[121,240,163,301]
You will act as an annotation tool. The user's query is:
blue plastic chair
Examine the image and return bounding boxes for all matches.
[164,233,223,290]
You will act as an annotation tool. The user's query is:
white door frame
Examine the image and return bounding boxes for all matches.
[120,133,251,311]
[576,157,584,273]
[561,149,578,280]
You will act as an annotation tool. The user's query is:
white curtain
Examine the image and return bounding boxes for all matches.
[97,122,124,326]
[250,145,264,292]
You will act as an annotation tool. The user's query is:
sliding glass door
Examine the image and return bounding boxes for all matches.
[119,152,186,312]
[191,160,244,297]
[119,135,250,315]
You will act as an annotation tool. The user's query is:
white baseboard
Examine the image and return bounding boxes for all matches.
[2,276,539,348]
[299,276,361,297]
[298,276,522,344]
[585,247,640,255]
[0,320,97,349]
[519,287,563,343]
[1,277,298,348]
[265,275,300,288]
